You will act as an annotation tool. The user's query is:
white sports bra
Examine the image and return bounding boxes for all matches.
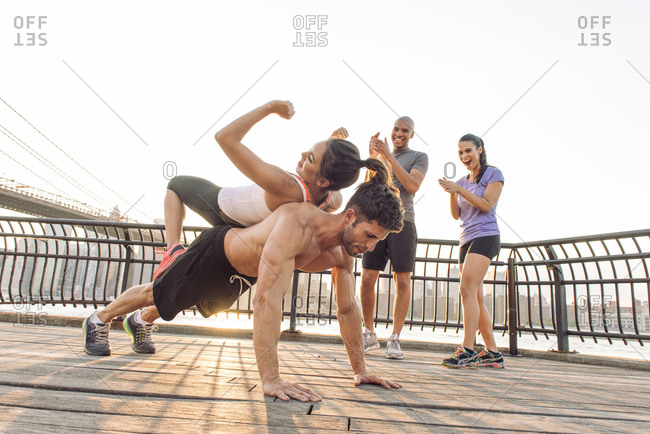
[217,173,333,227]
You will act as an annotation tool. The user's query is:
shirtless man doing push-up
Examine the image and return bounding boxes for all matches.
[82,173,404,402]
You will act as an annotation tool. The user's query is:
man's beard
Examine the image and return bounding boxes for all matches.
[341,225,363,257]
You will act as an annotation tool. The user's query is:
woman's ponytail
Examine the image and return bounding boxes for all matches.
[318,139,397,193]
[363,158,387,183]
[363,158,398,195]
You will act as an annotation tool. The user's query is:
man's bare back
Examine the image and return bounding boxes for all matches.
[225,202,352,277]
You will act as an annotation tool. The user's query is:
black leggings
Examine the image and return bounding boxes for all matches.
[167,175,240,227]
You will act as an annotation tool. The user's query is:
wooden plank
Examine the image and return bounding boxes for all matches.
[0,406,348,433]
[0,387,348,432]
[4,386,648,434]
[349,414,650,433]
[312,397,650,426]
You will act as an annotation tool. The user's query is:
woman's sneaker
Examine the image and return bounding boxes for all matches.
[441,346,477,368]
[153,243,185,281]
[363,327,380,352]
[475,349,505,368]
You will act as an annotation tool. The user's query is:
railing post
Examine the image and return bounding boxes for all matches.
[507,257,518,355]
[120,229,132,295]
[554,267,570,352]
[288,270,300,333]
[545,246,569,352]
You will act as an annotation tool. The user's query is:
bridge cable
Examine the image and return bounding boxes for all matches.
[0,97,155,222]
[0,123,115,210]
[0,143,79,201]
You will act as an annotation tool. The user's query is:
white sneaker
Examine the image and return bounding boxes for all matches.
[385,333,403,359]
[363,327,380,352]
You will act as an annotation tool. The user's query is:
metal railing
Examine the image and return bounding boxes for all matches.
[1,216,648,354]
[510,231,650,351]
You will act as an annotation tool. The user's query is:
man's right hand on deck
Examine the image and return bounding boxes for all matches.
[263,377,322,402]
[354,371,402,389]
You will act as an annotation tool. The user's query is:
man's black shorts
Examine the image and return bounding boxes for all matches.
[153,225,257,320]
[458,235,501,264]
[362,220,417,273]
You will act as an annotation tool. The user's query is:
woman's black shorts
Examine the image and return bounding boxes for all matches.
[459,235,501,264]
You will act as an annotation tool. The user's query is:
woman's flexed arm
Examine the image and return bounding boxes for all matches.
[214,100,298,197]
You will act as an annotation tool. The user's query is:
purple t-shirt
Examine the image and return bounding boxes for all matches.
[456,166,504,246]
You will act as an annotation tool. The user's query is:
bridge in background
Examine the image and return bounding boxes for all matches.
[0,177,113,220]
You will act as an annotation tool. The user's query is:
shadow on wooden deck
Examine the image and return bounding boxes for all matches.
[1,322,649,433]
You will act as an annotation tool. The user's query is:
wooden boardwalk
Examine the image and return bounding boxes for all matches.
[1,322,649,433]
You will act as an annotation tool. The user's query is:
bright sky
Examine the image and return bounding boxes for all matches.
[1,0,649,243]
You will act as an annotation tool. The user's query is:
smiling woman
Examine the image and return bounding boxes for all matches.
[438,133,505,369]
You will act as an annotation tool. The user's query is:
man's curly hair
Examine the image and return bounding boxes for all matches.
[344,177,404,233]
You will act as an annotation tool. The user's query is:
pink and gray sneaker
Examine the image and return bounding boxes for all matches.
[474,349,505,368]
[153,243,185,281]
